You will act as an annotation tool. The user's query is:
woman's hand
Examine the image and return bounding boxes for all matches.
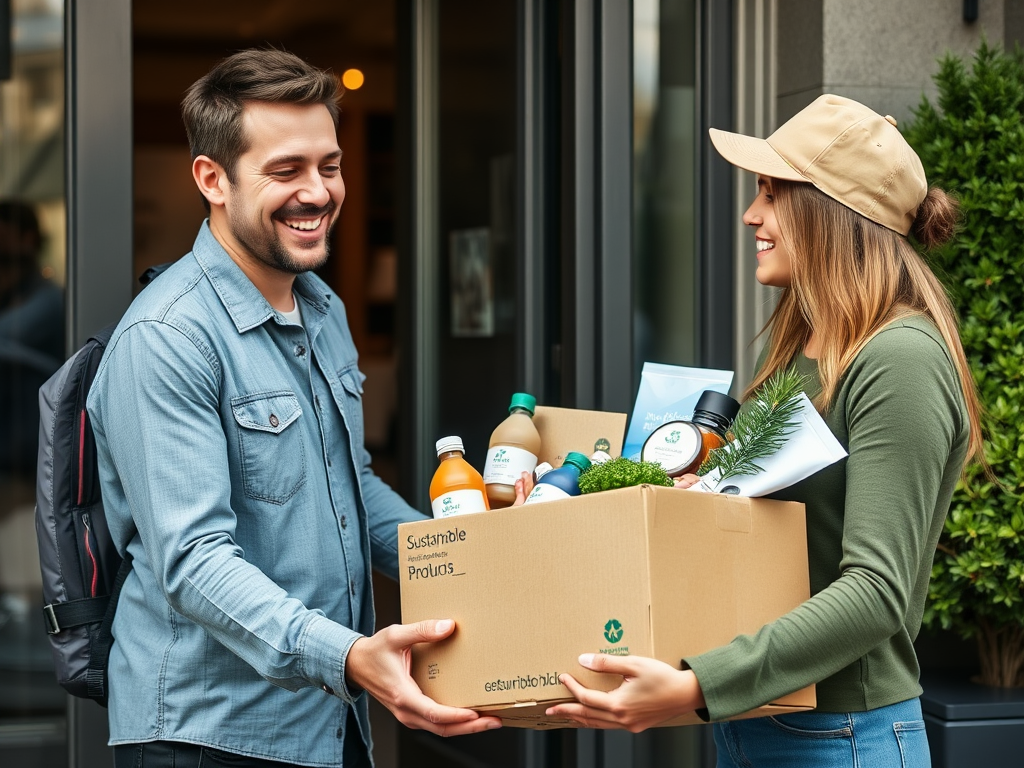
[512,471,535,506]
[673,474,701,489]
[545,653,706,732]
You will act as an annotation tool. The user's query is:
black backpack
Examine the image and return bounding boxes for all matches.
[34,264,169,705]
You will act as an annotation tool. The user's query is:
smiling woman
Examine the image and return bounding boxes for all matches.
[743,177,793,289]
[550,95,984,768]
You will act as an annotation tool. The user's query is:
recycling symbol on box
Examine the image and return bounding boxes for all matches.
[603,619,624,644]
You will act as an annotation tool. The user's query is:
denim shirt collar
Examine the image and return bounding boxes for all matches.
[191,220,333,335]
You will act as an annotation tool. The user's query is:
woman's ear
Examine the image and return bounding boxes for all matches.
[192,155,228,208]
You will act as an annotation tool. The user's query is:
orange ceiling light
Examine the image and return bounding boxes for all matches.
[342,68,365,90]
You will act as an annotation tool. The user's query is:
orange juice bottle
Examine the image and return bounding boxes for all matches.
[483,393,541,508]
[429,436,490,518]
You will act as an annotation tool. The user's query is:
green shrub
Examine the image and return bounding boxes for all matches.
[578,457,672,494]
[904,41,1024,687]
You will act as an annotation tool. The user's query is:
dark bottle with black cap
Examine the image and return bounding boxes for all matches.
[640,390,741,477]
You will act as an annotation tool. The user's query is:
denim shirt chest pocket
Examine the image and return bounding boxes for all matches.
[231,391,306,504]
[334,365,366,452]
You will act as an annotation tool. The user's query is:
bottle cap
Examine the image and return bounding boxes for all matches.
[694,390,741,423]
[435,436,465,456]
[563,451,593,473]
[508,392,537,415]
[534,462,554,479]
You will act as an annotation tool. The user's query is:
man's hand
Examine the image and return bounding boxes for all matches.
[545,653,705,732]
[673,473,701,489]
[512,471,535,506]
[345,619,501,736]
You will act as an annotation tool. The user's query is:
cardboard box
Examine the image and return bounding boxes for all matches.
[400,406,815,729]
[531,404,628,467]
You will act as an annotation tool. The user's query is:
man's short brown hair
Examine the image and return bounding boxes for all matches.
[182,48,340,182]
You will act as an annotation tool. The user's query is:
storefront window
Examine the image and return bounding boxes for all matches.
[431,0,519,467]
[0,0,67,762]
[632,4,708,763]
[633,0,698,371]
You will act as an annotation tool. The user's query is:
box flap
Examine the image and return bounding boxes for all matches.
[533,405,627,466]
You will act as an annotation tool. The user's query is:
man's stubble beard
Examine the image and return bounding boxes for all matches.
[231,204,335,276]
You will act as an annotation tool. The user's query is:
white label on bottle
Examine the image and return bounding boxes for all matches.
[482,445,538,485]
[431,489,488,519]
[523,483,571,505]
[643,423,702,473]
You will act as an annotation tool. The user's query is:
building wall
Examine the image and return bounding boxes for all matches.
[731,0,780,392]
[777,0,1005,125]
[732,0,1014,383]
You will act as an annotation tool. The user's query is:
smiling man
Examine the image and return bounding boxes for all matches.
[87,49,500,768]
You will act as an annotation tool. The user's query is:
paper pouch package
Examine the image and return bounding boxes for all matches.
[698,393,847,496]
[622,363,734,461]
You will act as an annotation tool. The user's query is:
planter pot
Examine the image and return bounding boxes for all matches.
[920,672,1024,768]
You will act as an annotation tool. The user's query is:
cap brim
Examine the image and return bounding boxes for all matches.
[709,128,806,182]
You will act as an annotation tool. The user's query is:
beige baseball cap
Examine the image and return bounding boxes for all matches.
[709,94,928,236]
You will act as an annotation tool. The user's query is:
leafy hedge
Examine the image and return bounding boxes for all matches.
[904,41,1024,686]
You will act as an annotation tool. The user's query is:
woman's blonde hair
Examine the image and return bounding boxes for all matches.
[745,179,984,464]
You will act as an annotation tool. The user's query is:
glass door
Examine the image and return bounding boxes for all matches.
[0,1,68,765]
[395,1,529,765]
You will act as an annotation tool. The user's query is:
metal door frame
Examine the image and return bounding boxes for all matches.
[65,0,133,764]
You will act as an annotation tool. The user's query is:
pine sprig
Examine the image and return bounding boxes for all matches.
[578,457,673,494]
[698,368,807,485]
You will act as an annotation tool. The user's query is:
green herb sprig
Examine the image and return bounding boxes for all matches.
[698,367,807,485]
[578,457,673,494]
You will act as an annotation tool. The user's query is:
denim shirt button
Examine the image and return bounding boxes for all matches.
[296,344,306,357]
[340,515,347,529]
[349,578,356,596]
[322,684,335,696]
[269,414,279,428]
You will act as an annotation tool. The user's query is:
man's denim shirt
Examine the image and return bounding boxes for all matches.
[88,223,426,766]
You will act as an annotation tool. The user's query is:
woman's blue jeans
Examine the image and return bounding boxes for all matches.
[713,697,930,768]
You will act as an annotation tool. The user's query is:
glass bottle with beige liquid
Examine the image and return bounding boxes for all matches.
[483,392,541,508]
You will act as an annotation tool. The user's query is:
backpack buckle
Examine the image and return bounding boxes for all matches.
[43,604,61,634]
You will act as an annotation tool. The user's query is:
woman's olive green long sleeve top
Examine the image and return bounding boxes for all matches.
[685,316,970,718]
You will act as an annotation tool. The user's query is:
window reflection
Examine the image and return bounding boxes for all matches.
[633,0,699,372]
[0,0,67,762]
[631,7,710,768]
